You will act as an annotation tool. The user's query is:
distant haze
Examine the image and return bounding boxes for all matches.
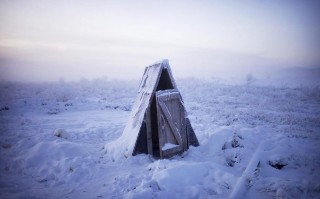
[0,0,319,82]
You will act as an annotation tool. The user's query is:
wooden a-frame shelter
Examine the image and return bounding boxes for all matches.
[106,60,199,159]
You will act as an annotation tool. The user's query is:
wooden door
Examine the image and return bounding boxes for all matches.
[156,89,187,158]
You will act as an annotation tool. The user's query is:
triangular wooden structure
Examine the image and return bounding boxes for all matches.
[106,60,199,159]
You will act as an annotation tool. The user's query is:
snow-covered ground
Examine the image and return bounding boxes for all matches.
[0,72,320,199]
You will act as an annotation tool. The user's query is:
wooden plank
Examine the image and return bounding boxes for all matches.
[156,89,189,159]
[178,103,187,151]
[156,102,164,158]
[186,118,199,147]
[146,106,153,155]
[158,100,182,145]
[161,103,176,145]
[162,145,183,158]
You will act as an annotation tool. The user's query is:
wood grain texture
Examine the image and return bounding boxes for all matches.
[156,90,187,158]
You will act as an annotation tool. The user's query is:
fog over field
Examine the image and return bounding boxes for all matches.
[0,0,319,82]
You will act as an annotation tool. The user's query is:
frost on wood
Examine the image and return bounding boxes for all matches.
[105,59,199,160]
[162,143,179,151]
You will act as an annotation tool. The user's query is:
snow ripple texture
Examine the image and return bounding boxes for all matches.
[0,76,319,199]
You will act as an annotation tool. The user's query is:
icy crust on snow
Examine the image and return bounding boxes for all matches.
[105,60,175,159]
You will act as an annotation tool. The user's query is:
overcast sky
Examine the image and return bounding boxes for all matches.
[0,0,319,82]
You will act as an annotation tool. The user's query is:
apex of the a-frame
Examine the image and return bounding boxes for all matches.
[161,59,169,66]
[149,59,169,67]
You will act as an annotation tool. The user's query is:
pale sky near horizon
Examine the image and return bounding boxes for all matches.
[0,0,319,82]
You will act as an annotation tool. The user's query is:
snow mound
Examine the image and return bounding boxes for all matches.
[1,75,319,198]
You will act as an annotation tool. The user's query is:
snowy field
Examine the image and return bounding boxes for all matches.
[0,72,320,199]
